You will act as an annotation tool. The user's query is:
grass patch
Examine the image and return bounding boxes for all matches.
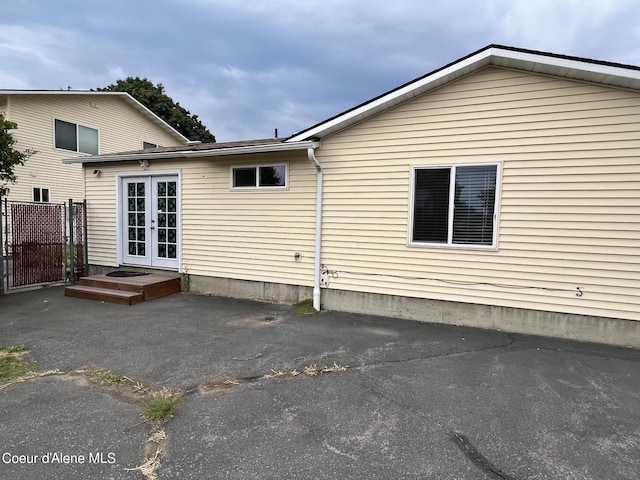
[0,346,36,386]
[4,344,27,353]
[292,299,317,316]
[142,389,180,422]
[83,367,135,386]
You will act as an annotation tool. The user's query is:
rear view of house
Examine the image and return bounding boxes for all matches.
[65,46,640,347]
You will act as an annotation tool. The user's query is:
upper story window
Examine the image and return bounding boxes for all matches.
[231,165,287,189]
[143,142,160,149]
[410,163,499,248]
[54,119,99,155]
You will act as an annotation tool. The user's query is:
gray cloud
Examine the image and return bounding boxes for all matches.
[2,0,640,141]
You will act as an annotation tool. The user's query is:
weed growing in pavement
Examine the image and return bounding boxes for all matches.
[142,389,181,422]
[305,362,327,375]
[125,424,167,480]
[4,344,27,353]
[304,362,347,376]
[262,368,301,379]
[0,346,36,387]
[83,367,135,386]
[292,299,317,316]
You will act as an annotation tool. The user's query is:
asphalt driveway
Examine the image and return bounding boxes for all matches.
[1,286,639,479]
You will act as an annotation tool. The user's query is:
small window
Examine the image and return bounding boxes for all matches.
[411,164,498,248]
[231,165,287,189]
[33,187,50,203]
[143,142,160,149]
[54,119,99,154]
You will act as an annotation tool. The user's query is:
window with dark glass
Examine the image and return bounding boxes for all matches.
[232,165,286,188]
[412,164,498,247]
[54,119,98,154]
[33,187,50,203]
[54,119,77,151]
[233,167,257,187]
[259,165,285,187]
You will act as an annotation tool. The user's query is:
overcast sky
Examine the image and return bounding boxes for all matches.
[2,0,640,142]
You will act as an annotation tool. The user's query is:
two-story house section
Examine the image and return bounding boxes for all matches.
[0,90,189,203]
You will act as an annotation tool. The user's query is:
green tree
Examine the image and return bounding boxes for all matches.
[0,113,27,197]
[99,77,216,143]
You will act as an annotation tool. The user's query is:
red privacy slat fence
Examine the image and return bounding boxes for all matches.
[1,199,86,292]
[11,203,64,286]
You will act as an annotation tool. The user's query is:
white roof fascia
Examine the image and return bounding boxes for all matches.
[62,140,319,164]
[492,47,640,81]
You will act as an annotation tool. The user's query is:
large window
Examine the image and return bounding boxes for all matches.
[231,165,287,189]
[54,119,99,155]
[411,164,498,247]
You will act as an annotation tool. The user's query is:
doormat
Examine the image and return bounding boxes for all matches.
[105,271,150,278]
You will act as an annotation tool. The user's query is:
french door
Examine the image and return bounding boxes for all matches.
[121,175,179,269]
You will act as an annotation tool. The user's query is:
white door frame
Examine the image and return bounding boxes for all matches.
[116,171,181,270]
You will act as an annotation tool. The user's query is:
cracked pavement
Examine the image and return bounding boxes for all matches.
[1,286,639,479]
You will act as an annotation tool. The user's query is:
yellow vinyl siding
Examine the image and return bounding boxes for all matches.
[180,151,316,286]
[5,94,183,203]
[83,162,126,267]
[317,66,640,321]
[84,152,317,286]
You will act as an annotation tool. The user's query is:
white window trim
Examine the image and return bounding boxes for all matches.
[53,118,100,155]
[408,162,501,250]
[230,163,289,190]
[32,187,51,203]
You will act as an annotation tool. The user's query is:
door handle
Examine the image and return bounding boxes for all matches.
[150,219,155,230]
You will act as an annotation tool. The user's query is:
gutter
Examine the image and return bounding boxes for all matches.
[62,140,317,164]
[307,145,323,312]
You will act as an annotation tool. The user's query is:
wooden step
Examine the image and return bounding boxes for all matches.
[64,273,181,304]
[65,285,144,305]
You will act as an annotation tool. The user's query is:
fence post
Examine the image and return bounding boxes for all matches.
[83,200,88,277]
[68,199,75,284]
[0,198,4,295]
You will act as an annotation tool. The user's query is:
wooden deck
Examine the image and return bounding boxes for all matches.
[64,273,181,305]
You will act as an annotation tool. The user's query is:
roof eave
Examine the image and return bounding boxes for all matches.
[62,140,319,164]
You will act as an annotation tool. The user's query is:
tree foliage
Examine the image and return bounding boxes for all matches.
[99,77,216,144]
[0,113,27,197]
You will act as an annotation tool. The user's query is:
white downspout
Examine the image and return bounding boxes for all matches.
[307,144,323,311]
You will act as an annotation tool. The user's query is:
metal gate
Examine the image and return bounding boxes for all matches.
[0,199,87,293]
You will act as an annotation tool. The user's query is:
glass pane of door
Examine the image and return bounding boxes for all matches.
[155,180,178,260]
[127,181,147,256]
